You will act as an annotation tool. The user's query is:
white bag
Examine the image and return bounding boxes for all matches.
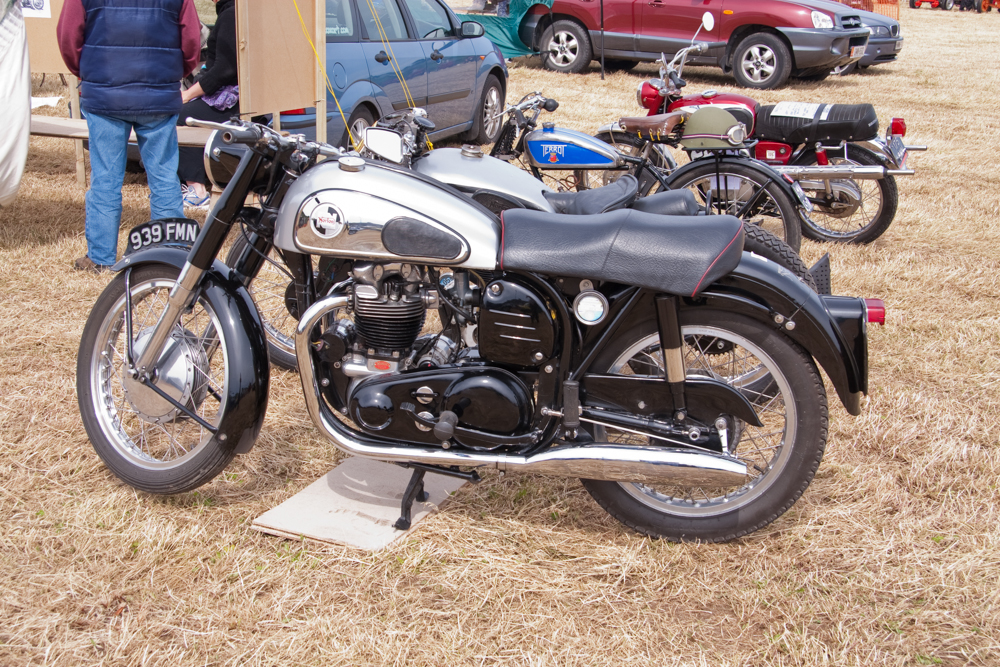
[0,2,31,208]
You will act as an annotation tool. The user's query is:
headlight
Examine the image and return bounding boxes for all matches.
[811,11,834,29]
[726,124,747,146]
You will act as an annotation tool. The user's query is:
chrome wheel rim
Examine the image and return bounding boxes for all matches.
[597,326,794,517]
[547,30,580,67]
[483,86,503,139]
[740,44,777,83]
[89,279,229,470]
[803,158,885,239]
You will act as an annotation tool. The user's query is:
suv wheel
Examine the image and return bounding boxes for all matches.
[732,33,792,90]
[541,20,592,74]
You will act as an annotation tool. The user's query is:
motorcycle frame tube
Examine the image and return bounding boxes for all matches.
[293,294,749,487]
[107,246,271,455]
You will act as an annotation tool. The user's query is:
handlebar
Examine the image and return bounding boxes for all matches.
[667,71,686,89]
[186,116,344,158]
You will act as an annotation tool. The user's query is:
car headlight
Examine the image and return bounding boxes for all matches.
[811,11,834,29]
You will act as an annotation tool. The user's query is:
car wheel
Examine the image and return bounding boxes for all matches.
[540,20,592,74]
[832,61,857,76]
[942,0,954,8]
[342,106,374,149]
[464,74,505,145]
[732,33,792,90]
[908,0,917,6]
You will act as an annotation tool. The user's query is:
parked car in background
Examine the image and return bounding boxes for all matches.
[833,9,902,75]
[282,0,508,147]
[520,0,870,89]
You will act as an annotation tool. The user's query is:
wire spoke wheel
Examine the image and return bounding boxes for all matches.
[581,309,827,541]
[77,265,241,494]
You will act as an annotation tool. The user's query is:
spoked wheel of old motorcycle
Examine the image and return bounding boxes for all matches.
[581,309,828,542]
[658,161,803,251]
[793,144,898,244]
[225,236,299,370]
[76,265,239,494]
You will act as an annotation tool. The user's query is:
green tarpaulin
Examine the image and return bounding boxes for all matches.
[457,0,553,59]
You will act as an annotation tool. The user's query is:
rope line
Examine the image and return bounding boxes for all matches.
[362,0,416,107]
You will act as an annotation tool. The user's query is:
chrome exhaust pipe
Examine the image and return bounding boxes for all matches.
[295,295,748,487]
[774,164,888,180]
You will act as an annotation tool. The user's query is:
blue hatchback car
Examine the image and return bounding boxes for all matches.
[280,0,508,147]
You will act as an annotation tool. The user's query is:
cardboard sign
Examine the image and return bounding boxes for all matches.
[24,0,68,74]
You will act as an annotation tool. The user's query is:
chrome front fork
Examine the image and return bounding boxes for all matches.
[130,262,205,377]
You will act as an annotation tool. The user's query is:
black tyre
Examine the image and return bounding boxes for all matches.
[732,33,792,90]
[742,224,817,291]
[342,106,375,149]
[540,20,592,74]
[464,74,505,145]
[664,160,803,251]
[581,309,828,542]
[225,236,298,370]
[77,265,240,493]
[942,0,955,8]
[793,144,898,244]
[908,0,917,6]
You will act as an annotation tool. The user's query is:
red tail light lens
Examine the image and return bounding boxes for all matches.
[889,117,906,137]
[864,298,885,325]
[282,108,307,116]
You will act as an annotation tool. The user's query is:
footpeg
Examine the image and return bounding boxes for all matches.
[433,410,458,441]
[562,380,580,438]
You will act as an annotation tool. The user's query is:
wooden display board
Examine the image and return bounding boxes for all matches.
[235,0,327,141]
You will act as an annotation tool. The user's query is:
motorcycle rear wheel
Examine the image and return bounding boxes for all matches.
[793,144,898,244]
[581,309,828,542]
[77,265,238,494]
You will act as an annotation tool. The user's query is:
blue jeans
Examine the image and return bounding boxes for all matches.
[84,112,184,266]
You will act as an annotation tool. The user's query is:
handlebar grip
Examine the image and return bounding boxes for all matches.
[668,71,686,88]
[220,126,262,145]
[542,97,559,112]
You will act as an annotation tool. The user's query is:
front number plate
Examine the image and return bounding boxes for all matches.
[850,45,866,59]
[125,219,201,256]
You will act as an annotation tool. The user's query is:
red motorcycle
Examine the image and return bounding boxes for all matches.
[596,27,926,244]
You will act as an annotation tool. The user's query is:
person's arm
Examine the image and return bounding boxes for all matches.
[56,0,86,77]
[178,0,202,77]
[196,8,238,96]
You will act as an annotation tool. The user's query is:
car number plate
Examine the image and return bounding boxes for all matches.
[125,219,201,256]
[850,45,866,59]
[791,181,813,213]
[888,135,907,168]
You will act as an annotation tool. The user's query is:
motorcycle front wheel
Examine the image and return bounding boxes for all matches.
[661,161,803,252]
[77,265,239,494]
[581,308,828,542]
[793,144,898,244]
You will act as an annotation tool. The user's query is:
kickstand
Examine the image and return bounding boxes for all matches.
[393,468,429,531]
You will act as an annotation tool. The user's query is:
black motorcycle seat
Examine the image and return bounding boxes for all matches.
[542,175,639,215]
[755,103,879,144]
[630,189,700,217]
[499,208,744,297]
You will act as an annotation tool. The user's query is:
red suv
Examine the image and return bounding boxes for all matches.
[520,0,871,89]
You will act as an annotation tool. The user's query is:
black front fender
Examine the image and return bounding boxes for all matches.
[694,252,868,415]
[112,246,270,453]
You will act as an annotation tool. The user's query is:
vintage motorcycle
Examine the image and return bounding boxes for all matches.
[605,14,926,244]
[77,118,880,542]
[477,91,807,251]
[214,108,823,371]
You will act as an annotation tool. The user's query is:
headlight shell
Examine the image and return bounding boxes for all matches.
[811,10,834,29]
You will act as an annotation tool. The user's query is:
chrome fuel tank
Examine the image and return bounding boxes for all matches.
[412,148,555,212]
[274,158,500,270]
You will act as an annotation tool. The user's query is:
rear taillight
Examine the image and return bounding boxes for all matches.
[637,81,662,112]
[864,298,885,325]
[282,108,307,116]
[889,117,906,137]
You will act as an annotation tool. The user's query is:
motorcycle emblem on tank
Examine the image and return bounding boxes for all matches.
[300,197,347,239]
[542,144,565,163]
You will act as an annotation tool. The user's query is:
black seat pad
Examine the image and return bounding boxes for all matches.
[756,103,879,144]
[630,189,700,216]
[500,209,744,297]
[542,175,638,215]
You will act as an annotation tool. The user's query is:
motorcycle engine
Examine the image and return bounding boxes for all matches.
[316,264,556,450]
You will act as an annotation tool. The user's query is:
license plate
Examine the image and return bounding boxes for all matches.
[791,181,814,213]
[888,135,907,168]
[850,45,866,59]
[125,219,201,256]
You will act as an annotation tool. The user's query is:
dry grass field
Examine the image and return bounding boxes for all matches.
[2,7,999,665]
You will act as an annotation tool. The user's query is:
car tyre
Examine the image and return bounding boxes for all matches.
[942,0,954,8]
[732,33,792,90]
[464,74,505,145]
[540,20,592,74]
[342,106,375,149]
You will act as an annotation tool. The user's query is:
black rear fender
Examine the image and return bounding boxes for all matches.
[111,246,271,453]
[693,252,868,415]
[665,155,802,205]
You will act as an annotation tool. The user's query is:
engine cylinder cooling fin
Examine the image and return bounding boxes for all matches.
[353,289,426,351]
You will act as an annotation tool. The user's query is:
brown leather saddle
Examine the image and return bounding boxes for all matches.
[617,111,687,142]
